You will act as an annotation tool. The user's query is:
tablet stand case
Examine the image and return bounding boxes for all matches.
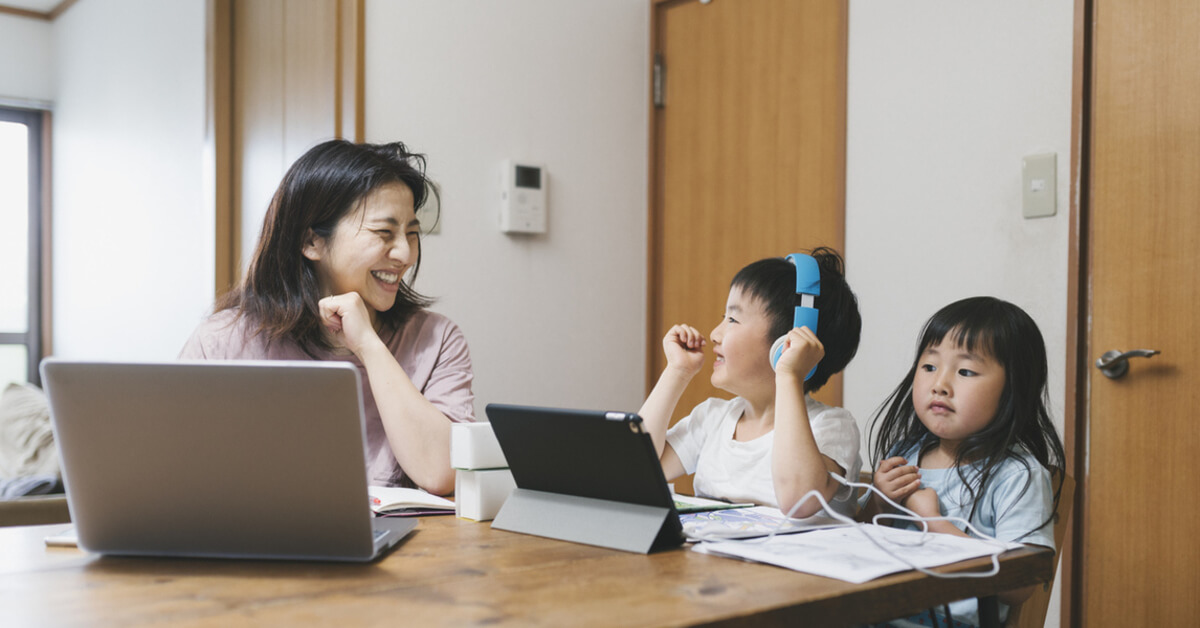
[492,488,678,554]
[484,404,685,554]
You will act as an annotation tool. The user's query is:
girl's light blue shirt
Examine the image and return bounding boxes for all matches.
[883,443,1056,627]
[893,441,1055,550]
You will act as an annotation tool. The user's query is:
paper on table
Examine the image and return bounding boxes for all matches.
[43,525,78,548]
[695,524,1022,583]
[680,505,846,541]
[368,486,455,515]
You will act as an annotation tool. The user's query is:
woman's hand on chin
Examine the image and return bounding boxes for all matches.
[318,292,381,356]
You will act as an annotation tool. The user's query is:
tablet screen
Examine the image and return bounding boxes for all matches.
[485,404,676,510]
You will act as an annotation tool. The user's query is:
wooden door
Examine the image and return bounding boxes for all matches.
[1077,0,1200,624]
[207,0,363,295]
[648,0,848,488]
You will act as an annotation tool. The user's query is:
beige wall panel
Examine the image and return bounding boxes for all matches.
[283,0,338,163]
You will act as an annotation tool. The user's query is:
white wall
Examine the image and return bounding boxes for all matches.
[50,0,211,360]
[364,0,651,418]
[844,3,1075,626]
[845,0,1074,456]
[0,13,53,104]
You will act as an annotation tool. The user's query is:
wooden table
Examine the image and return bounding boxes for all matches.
[0,517,1051,627]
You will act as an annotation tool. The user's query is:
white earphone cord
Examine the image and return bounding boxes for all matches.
[693,472,1011,580]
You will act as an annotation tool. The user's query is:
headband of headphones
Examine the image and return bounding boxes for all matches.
[769,253,821,381]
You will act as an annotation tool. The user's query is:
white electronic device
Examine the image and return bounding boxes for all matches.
[499,160,547,233]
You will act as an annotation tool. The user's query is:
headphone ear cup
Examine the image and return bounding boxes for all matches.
[769,335,788,371]
[770,332,819,381]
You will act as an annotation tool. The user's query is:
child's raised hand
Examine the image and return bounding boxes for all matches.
[663,324,706,377]
[773,326,824,381]
[873,456,921,503]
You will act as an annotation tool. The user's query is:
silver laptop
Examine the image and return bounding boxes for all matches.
[39,358,417,562]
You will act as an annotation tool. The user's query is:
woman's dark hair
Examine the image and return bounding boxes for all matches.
[868,296,1067,529]
[217,139,436,355]
[730,246,862,393]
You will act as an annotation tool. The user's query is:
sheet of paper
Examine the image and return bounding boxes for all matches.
[696,524,1021,583]
[680,505,846,541]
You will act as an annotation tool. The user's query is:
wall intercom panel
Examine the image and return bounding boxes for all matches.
[500,160,547,234]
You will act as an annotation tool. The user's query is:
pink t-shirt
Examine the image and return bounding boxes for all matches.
[178,308,475,487]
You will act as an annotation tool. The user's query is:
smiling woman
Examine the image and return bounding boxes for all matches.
[178,140,474,495]
[302,183,421,317]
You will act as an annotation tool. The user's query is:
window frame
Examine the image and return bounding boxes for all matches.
[0,105,46,386]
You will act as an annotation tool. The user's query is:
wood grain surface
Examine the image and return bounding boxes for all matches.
[1,516,1051,627]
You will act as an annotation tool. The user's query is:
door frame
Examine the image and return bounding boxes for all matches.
[1064,0,1093,626]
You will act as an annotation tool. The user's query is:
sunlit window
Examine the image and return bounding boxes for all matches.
[0,106,45,387]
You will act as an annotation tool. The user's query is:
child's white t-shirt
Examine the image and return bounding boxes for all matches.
[665,396,861,516]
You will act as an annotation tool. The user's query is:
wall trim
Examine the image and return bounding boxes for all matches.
[0,0,78,21]
[206,0,235,298]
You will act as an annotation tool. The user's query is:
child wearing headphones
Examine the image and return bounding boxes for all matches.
[862,297,1066,627]
[638,247,863,517]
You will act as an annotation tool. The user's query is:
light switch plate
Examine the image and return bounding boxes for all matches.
[1022,153,1056,218]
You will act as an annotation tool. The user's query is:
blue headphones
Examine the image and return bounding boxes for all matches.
[769,253,820,381]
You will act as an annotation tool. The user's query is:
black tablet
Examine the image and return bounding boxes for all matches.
[485,403,684,552]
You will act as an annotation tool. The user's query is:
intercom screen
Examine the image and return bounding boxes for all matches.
[514,165,541,189]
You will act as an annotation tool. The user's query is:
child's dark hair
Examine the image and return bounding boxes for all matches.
[869,296,1066,527]
[730,246,861,393]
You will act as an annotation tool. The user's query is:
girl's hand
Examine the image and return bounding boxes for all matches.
[774,326,824,381]
[318,292,382,356]
[873,456,921,504]
[663,324,706,377]
[902,487,941,519]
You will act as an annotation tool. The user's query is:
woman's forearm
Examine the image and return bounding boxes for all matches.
[359,340,456,495]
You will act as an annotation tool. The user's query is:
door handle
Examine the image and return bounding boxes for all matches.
[1096,349,1160,379]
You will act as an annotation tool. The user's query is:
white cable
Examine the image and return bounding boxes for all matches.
[692,472,1013,580]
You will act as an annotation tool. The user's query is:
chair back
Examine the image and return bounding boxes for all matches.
[1006,472,1076,628]
[0,495,70,527]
